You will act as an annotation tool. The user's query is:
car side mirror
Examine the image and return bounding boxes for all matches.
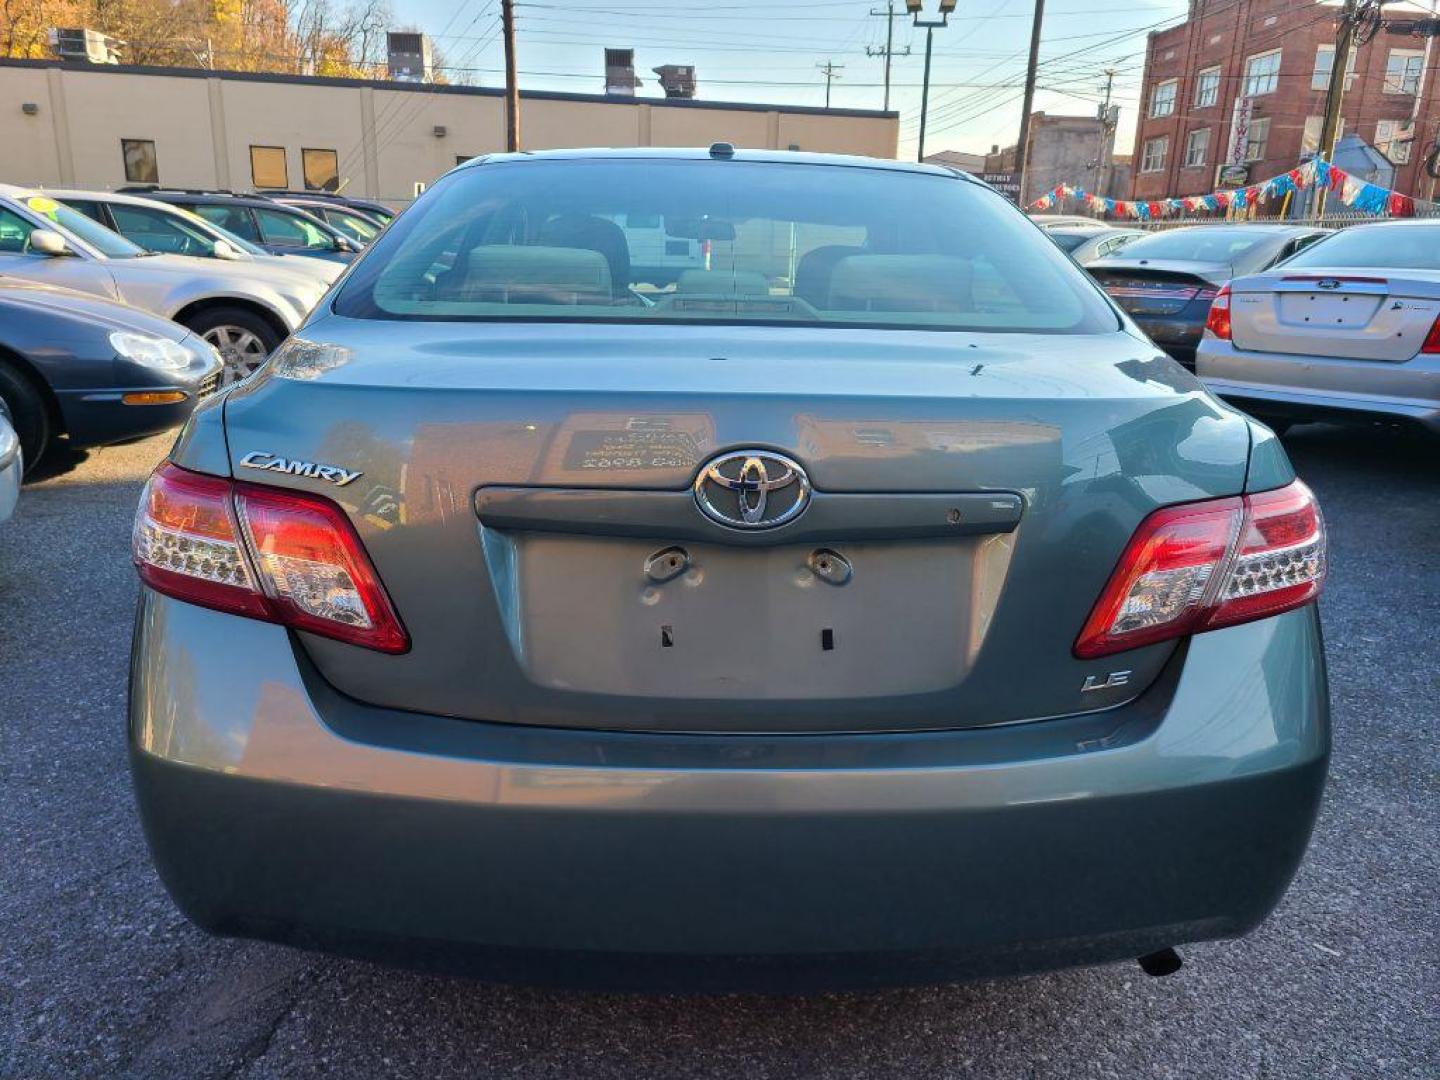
[29,229,71,257]
[212,239,243,260]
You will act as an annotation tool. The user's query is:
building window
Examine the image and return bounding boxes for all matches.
[1185,128,1211,167]
[1376,119,1414,163]
[1194,66,1220,108]
[1150,78,1178,118]
[1384,49,1424,94]
[121,139,158,184]
[1244,49,1282,96]
[1301,115,1346,155]
[250,145,288,189]
[1141,136,1168,173]
[302,148,339,192]
[1312,45,1357,91]
[1243,116,1270,162]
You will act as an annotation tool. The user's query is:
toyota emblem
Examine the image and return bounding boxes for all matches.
[693,450,811,529]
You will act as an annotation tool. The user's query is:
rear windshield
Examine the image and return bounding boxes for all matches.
[1282,225,1440,271]
[334,158,1118,333]
[1049,231,1098,253]
[1114,228,1274,265]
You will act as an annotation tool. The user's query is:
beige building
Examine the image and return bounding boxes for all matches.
[0,58,898,202]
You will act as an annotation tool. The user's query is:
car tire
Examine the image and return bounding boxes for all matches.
[183,307,282,387]
[0,362,51,475]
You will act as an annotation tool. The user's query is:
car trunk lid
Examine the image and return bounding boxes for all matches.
[1228,269,1440,361]
[1089,262,1226,317]
[219,318,1252,734]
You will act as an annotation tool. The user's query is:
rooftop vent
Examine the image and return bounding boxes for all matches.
[49,28,123,65]
[653,64,697,99]
[605,48,640,96]
[388,31,433,83]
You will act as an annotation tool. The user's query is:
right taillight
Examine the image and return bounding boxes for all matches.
[134,461,408,653]
[1421,312,1440,353]
[1075,479,1325,658]
[1203,283,1232,340]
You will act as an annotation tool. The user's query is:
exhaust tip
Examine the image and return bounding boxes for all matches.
[1137,948,1182,977]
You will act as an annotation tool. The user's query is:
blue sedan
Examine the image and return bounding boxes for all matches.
[0,280,221,473]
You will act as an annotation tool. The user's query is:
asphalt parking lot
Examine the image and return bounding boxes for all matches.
[1,423,1436,1080]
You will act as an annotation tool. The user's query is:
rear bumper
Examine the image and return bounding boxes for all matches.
[130,593,1329,990]
[1199,342,1440,432]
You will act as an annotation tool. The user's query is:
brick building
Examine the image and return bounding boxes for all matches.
[984,112,1126,204]
[1130,0,1440,202]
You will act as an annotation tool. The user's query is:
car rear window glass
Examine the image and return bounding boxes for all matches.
[1049,231,1096,252]
[1282,225,1440,271]
[1113,228,1274,264]
[334,158,1118,333]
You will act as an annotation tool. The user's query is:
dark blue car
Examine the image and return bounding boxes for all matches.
[0,280,221,473]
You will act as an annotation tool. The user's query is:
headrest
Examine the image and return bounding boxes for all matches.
[456,245,612,304]
[826,255,974,313]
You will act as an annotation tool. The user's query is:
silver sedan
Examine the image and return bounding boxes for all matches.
[1197,220,1440,433]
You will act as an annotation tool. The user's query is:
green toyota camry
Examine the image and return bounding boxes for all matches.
[128,147,1328,990]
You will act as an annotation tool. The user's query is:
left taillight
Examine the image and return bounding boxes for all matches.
[1203,284,1232,340]
[1074,479,1325,659]
[134,461,409,653]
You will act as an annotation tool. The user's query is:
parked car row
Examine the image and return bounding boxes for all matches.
[0,182,397,475]
[1031,213,1439,436]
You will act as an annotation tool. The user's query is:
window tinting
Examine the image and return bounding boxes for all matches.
[16,196,144,257]
[255,206,334,250]
[122,139,159,184]
[250,146,289,189]
[303,148,340,192]
[1114,228,1275,264]
[109,203,219,257]
[193,203,261,242]
[1284,225,1440,272]
[335,159,1119,334]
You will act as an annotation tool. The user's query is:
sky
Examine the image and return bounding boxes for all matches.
[396,0,1190,161]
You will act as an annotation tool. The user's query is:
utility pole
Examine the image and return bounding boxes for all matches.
[502,0,521,152]
[1015,0,1047,205]
[1094,68,1116,196]
[817,60,844,108]
[1316,0,1358,215]
[867,2,912,112]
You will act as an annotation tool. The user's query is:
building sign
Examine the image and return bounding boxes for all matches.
[981,172,1021,203]
[1224,96,1255,166]
[1216,164,1251,188]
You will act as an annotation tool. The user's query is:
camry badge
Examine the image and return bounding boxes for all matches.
[239,450,362,486]
[694,450,811,529]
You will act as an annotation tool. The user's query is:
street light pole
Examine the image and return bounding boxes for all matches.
[909,0,957,163]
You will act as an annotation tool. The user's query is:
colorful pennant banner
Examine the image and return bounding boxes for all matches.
[1025,157,1424,219]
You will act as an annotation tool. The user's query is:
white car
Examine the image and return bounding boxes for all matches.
[51,189,343,290]
[0,185,328,383]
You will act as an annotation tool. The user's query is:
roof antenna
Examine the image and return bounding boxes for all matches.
[709,142,736,159]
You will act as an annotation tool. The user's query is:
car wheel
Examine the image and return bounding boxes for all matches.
[186,308,281,387]
[0,362,51,475]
